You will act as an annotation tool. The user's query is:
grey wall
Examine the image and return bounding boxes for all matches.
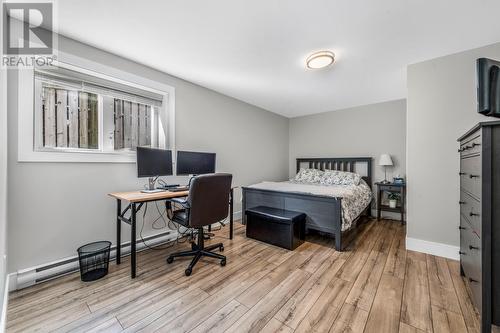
[289,100,407,215]
[0,68,8,324]
[407,42,500,246]
[7,36,289,273]
[12,34,499,277]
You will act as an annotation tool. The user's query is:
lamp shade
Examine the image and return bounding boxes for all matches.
[378,154,393,166]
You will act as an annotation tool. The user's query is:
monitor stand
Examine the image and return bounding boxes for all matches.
[140,176,166,193]
[140,189,165,193]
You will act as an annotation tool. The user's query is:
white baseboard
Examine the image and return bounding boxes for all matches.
[406,237,459,260]
[0,273,9,333]
[9,230,180,291]
[8,213,242,292]
[6,274,15,294]
[233,210,242,220]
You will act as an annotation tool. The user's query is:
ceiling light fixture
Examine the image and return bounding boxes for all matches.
[306,51,335,69]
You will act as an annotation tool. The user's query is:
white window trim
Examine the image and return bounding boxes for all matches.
[18,56,175,163]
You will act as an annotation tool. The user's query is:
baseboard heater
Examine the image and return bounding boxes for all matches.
[11,230,179,291]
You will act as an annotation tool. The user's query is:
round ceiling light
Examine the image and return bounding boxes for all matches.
[306,51,335,69]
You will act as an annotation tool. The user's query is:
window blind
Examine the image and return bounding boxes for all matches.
[34,67,164,107]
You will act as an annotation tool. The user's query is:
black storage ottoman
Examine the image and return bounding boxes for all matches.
[245,206,306,250]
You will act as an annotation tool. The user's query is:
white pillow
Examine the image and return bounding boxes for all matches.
[320,170,362,186]
[293,168,324,184]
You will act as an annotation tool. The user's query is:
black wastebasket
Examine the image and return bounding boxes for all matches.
[77,241,111,282]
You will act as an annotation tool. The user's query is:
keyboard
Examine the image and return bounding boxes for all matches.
[169,186,189,192]
[157,184,180,190]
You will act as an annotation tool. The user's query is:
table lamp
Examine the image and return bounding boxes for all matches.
[378,154,393,184]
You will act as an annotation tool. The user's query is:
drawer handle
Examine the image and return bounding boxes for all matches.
[459,251,466,255]
[469,174,480,179]
[459,226,466,230]
[469,212,480,217]
[459,201,466,205]
[458,148,464,152]
[459,172,466,176]
[472,143,481,147]
[469,245,480,250]
[469,278,479,283]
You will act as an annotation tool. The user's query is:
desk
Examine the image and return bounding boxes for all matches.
[108,188,234,278]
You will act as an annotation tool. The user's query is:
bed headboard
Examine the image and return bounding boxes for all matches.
[296,157,373,188]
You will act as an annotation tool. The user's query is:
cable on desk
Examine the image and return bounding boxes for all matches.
[139,202,178,250]
[153,201,168,230]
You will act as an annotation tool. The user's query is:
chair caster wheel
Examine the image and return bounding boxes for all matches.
[219,245,224,252]
[220,259,226,266]
[185,268,192,276]
[166,257,174,264]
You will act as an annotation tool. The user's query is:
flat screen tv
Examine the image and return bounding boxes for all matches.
[477,57,500,117]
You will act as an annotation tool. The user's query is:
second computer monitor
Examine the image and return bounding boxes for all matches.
[176,151,216,175]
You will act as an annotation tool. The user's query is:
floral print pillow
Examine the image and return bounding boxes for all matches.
[293,168,324,184]
[320,170,362,186]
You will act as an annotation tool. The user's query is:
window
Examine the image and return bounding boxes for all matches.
[34,66,167,154]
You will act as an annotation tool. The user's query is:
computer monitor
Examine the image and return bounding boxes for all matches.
[137,147,173,178]
[176,151,216,175]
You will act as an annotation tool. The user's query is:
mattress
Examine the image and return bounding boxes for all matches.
[247,180,373,230]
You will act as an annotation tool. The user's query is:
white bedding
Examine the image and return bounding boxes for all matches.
[248,180,373,231]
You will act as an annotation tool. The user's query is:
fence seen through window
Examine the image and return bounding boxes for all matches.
[41,87,154,151]
[42,88,98,149]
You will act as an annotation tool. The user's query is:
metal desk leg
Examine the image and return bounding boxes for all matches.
[116,199,121,265]
[230,188,234,240]
[131,203,137,278]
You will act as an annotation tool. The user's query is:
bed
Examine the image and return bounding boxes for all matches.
[241,157,373,251]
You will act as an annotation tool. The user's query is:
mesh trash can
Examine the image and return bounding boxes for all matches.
[77,241,111,282]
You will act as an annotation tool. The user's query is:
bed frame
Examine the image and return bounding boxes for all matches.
[242,157,373,251]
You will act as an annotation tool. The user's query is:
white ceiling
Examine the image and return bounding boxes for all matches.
[55,0,500,117]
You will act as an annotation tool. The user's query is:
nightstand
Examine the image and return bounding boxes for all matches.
[375,182,406,224]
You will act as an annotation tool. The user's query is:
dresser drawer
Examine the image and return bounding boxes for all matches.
[459,132,482,156]
[378,185,402,192]
[468,272,483,313]
[459,213,472,233]
[460,155,482,199]
[459,190,481,237]
[460,218,482,281]
[460,218,482,311]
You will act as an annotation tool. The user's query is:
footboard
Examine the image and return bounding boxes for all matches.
[241,186,344,250]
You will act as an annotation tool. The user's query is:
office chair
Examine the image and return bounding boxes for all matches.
[166,173,232,276]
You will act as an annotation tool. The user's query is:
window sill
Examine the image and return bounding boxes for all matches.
[19,149,137,163]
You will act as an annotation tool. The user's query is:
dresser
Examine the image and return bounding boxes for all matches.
[458,121,500,333]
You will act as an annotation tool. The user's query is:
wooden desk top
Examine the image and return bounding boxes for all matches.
[108,190,189,203]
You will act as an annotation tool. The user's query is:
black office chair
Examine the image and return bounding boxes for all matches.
[166,173,232,276]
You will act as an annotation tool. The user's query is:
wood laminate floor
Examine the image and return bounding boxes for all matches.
[7,219,482,333]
